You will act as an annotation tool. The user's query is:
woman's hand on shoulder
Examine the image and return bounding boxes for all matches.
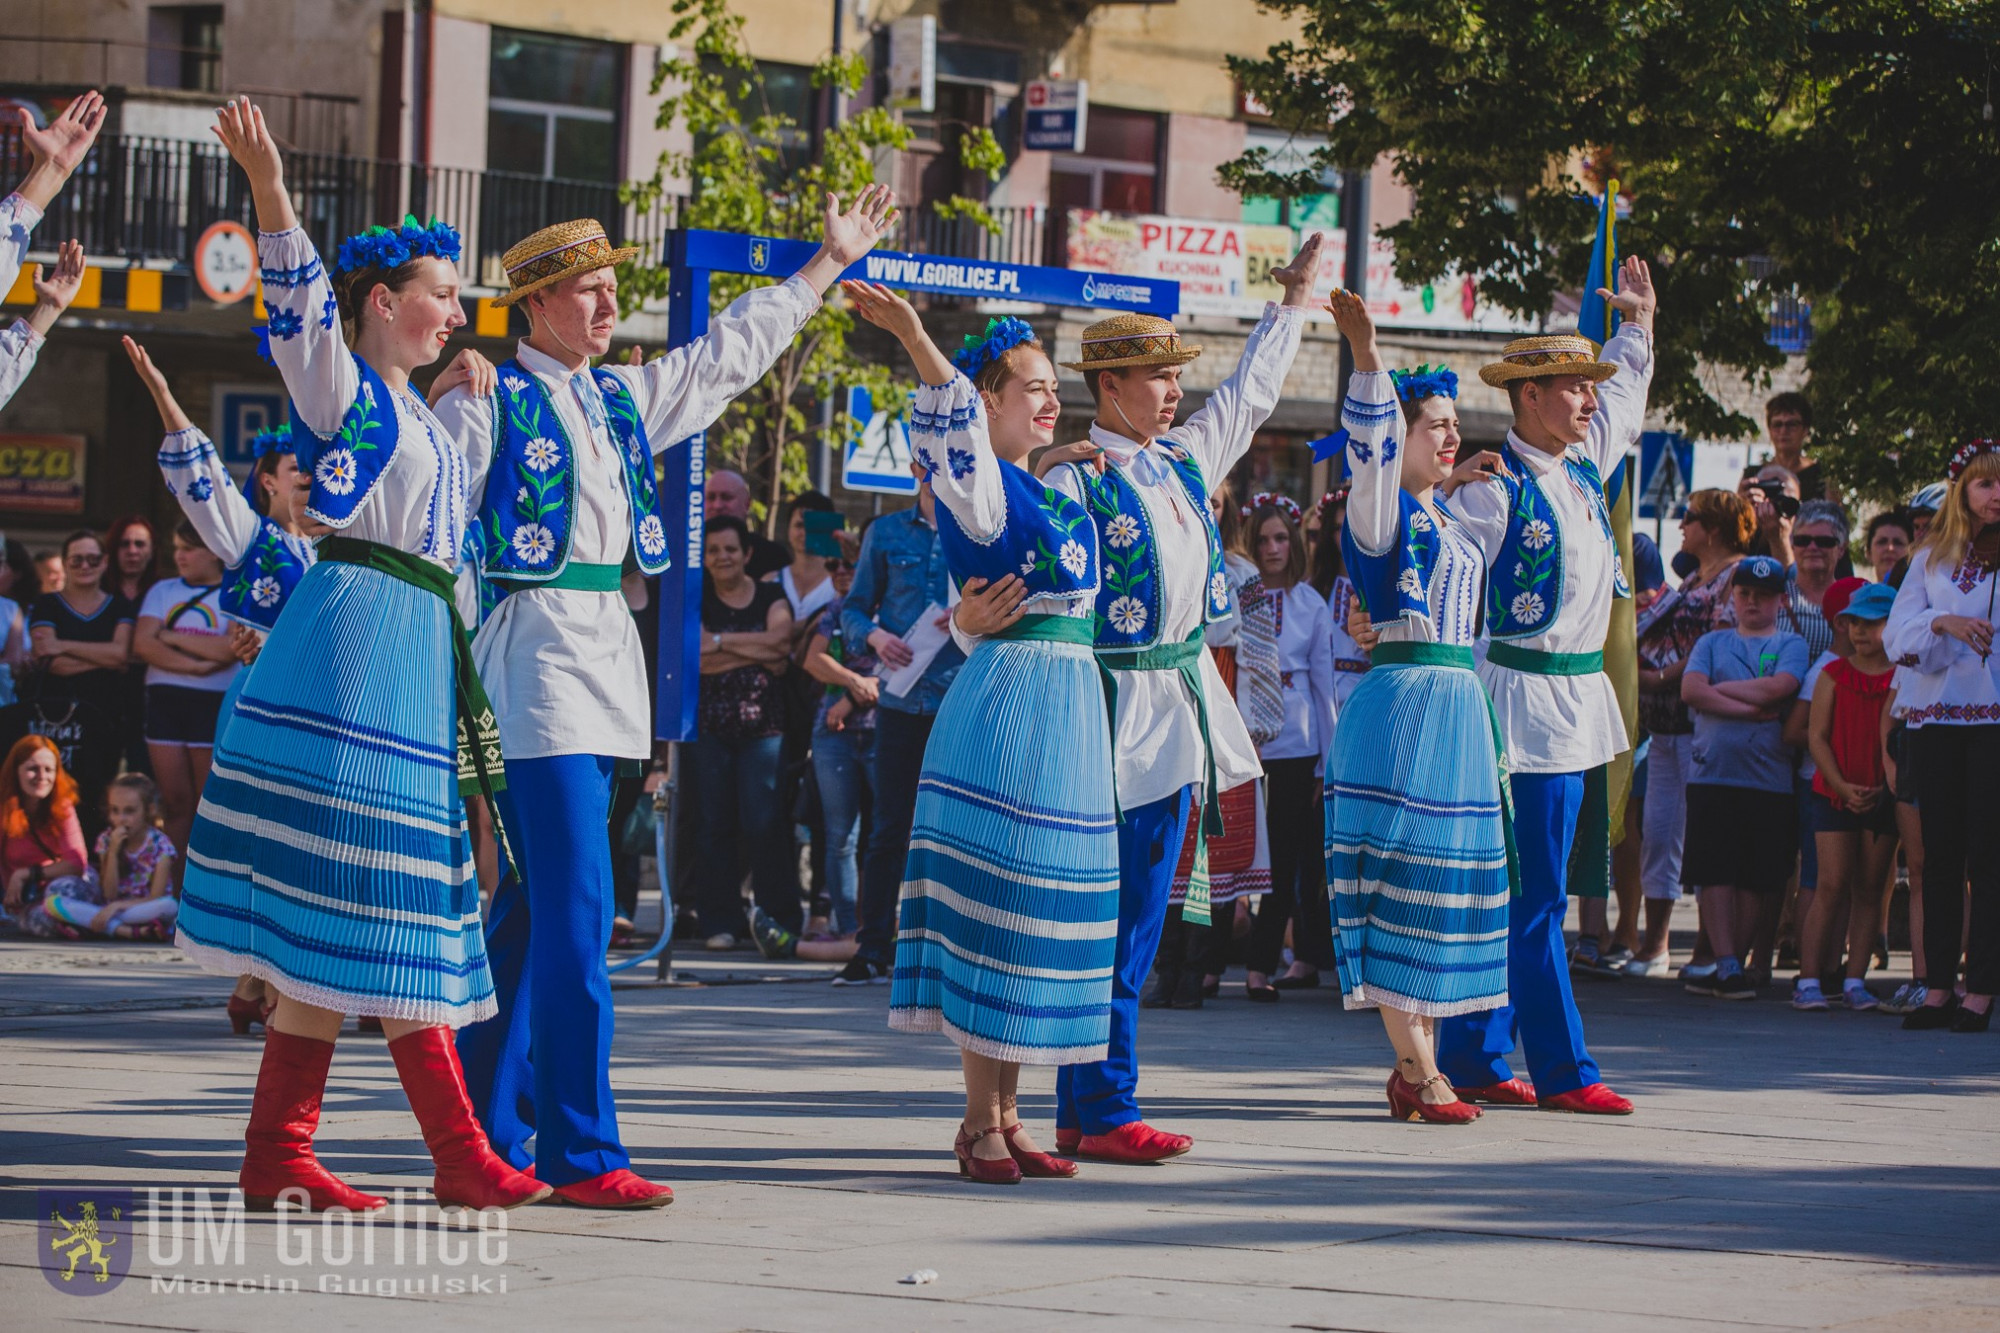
[1031,441,1099,479]
[428,349,496,406]
[953,575,1029,638]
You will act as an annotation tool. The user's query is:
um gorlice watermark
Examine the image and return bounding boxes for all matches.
[38,1187,511,1297]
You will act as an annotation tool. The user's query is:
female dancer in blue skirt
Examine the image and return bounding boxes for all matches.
[1322,289,1515,1125]
[175,98,545,1212]
[844,282,1117,1185]
[123,335,316,1037]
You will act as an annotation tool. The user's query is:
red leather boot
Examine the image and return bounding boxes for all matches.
[239,1030,387,1212]
[388,1026,553,1211]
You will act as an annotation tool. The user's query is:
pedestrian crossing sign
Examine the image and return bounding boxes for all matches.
[841,386,917,496]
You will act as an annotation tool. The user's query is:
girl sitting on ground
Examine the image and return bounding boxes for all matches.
[45,774,179,940]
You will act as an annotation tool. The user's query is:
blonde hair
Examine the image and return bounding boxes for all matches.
[1918,450,2000,572]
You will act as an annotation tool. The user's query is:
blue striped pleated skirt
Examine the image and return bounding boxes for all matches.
[175,560,494,1027]
[1325,661,1512,1017]
[888,637,1119,1065]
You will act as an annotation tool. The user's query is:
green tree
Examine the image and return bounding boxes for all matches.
[1225,0,2000,498]
[620,0,1008,528]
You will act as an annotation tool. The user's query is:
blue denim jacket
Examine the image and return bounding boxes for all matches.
[841,506,963,715]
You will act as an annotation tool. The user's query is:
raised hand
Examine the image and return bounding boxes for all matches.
[121,336,193,432]
[1270,230,1327,308]
[211,97,298,233]
[1324,287,1383,372]
[25,240,87,338]
[1600,254,1656,330]
[821,183,897,267]
[840,280,923,340]
[15,91,106,210]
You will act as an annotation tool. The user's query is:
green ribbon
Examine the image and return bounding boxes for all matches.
[1484,641,1606,676]
[1367,639,1521,898]
[318,537,517,880]
[999,614,1122,817]
[495,561,624,595]
[1100,629,1223,927]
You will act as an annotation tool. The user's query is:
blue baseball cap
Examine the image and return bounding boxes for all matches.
[1733,554,1788,592]
[1840,582,1897,621]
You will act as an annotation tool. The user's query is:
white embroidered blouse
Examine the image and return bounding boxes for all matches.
[0,194,47,414]
[1885,545,2000,728]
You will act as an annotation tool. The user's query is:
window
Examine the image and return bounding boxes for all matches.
[698,58,815,183]
[1049,107,1159,214]
[147,6,223,93]
[1239,128,1340,228]
[487,29,623,182]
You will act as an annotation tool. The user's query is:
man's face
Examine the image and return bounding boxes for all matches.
[1519,374,1598,446]
[1101,365,1184,436]
[1767,409,1808,455]
[705,471,750,520]
[528,267,619,360]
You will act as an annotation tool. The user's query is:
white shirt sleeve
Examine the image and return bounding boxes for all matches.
[258,228,358,439]
[431,386,497,516]
[612,275,820,453]
[910,374,1006,543]
[1306,590,1338,763]
[0,194,46,413]
[1885,551,1954,672]
[1581,324,1655,475]
[1162,303,1304,483]
[158,427,264,566]
[1339,369,1406,556]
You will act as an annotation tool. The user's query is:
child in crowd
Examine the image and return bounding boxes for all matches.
[44,774,178,939]
[1796,583,1899,1010]
[1681,556,1812,999]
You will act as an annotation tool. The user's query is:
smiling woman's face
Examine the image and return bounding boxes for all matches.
[983,348,1061,464]
[1402,396,1462,489]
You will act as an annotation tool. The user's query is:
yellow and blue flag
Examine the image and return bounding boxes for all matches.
[1576,179,1621,351]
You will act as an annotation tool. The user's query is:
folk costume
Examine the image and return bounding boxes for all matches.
[1325,366,1513,1017]
[175,216,545,1215]
[1434,328,1653,1108]
[441,218,820,1202]
[0,192,50,412]
[1044,305,1304,1154]
[886,344,1119,1062]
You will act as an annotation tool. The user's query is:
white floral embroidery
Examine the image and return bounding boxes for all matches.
[1019,556,1038,577]
[1521,519,1555,551]
[512,524,556,565]
[1397,568,1424,597]
[637,514,667,558]
[1108,595,1148,636]
[517,486,531,506]
[501,372,529,395]
[1510,591,1546,624]
[523,437,562,473]
[1209,571,1230,606]
[1059,540,1089,579]
[1514,561,1527,579]
[1105,514,1142,549]
[1408,510,1434,533]
[250,576,282,608]
[314,449,357,497]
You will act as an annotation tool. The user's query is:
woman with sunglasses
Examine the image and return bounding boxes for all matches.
[27,531,135,832]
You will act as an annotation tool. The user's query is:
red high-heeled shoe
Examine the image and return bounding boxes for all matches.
[1385,1070,1481,1125]
[953,1124,1021,1185]
[1001,1123,1078,1178]
[227,994,269,1036]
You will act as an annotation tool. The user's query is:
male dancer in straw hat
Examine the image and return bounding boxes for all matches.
[1430,255,1658,1116]
[1031,234,1323,1164]
[439,188,895,1208]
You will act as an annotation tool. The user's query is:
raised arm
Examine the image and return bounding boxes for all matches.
[1323,288,1404,556]
[11,92,106,213]
[126,337,264,565]
[1581,255,1657,474]
[1164,233,1321,480]
[213,98,355,436]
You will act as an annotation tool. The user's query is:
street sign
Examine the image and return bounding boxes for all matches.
[212,385,288,465]
[1638,430,1693,519]
[841,386,918,496]
[887,16,935,112]
[193,221,257,304]
[1023,79,1088,153]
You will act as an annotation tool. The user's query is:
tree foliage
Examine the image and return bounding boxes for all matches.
[1225,0,2000,498]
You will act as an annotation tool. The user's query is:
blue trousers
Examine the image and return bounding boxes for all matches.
[455,753,629,1187]
[1057,785,1193,1134]
[1437,770,1602,1097]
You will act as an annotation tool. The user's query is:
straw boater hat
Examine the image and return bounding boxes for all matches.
[1478,333,1620,387]
[492,218,640,307]
[1060,313,1202,373]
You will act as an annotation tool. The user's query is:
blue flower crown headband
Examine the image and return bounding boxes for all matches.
[334,215,464,278]
[1391,363,1459,403]
[240,422,296,505]
[953,317,1038,382]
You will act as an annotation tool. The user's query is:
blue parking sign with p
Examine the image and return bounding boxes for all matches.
[216,389,288,465]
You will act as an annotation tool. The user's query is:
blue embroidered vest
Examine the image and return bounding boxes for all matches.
[293,356,402,528]
[1343,489,1445,631]
[934,459,1100,603]
[477,361,670,587]
[220,518,316,631]
[1483,440,1631,640]
[1067,445,1230,651]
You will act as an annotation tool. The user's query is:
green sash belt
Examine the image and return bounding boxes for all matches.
[999,614,1121,813]
[494,561,624,595]
[318,537,517,877]
[1366,637,1521,897]
[1484,641,1605,675]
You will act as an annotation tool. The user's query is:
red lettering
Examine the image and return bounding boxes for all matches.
[1219,229,1240,257]
[1139,224,1163,249]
